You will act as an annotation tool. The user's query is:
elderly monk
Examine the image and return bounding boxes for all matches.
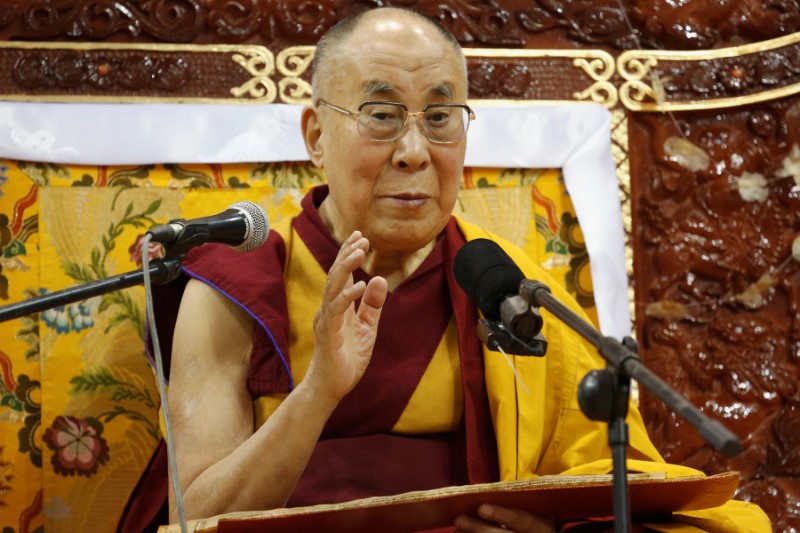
[117,7,769,533]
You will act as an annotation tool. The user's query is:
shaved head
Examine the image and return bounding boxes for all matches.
[311,7,467,99]
[299,5,469,256]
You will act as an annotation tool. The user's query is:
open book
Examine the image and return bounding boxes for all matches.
[158,471,739,533]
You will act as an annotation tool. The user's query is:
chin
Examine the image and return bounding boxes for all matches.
[373,224,445,252]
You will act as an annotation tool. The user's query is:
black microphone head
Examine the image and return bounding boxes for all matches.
[453,238,524,320]
[228,201,269,251]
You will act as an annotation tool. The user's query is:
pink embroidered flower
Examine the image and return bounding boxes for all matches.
[43,416,110,477]
[128,234,165,266]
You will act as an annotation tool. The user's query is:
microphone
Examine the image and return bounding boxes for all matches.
[454,238,546,355]
[147,201,269,252]
[454,238,525,321]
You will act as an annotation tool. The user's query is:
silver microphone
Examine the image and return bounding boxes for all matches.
[147,200,269,252]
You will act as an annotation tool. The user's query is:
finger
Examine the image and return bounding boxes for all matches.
[356,276,388,327]
[454,514,508,533]
[323,232,370,305]
[326,280,367,318]
[324,245,366,303]
[313,308,321,330]
[478,505,553,533]
[335,230,362,257]
[315,280,366,340]
[333,231,366,264]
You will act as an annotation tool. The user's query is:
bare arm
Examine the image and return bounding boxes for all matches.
[167,231,388,521]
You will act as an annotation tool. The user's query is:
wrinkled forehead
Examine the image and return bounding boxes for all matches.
[358,79,459,101]
[331,21,467,103]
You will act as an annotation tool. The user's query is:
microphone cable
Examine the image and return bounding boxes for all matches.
[141,233,189,533]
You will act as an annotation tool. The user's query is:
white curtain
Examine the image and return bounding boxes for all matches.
[0,101,630,339]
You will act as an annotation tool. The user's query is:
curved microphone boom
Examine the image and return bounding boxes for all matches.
[147,201,269,252]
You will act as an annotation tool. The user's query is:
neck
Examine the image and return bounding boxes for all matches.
[361,241,436,291]
[319,199,436,291]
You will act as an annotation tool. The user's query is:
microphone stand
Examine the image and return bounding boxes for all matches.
[517,279,741,533]
[0,239,192,533]
[0,257,183,323]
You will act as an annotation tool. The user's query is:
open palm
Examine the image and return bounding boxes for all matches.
[307,231,389,402]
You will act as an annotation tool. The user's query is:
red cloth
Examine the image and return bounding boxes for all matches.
[115,441,167,533]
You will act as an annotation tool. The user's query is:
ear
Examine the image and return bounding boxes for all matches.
[301,105,324,168]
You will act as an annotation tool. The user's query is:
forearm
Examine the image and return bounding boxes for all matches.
[168,233,387,523]
[173,379,339,521]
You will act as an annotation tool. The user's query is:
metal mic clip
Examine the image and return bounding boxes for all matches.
[501,294,543,341]
[477,318,548,356]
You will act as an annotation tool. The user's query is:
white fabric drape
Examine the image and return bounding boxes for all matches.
[0,101,631,339]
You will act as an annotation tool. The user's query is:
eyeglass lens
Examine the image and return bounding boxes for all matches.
[357,103,469,142]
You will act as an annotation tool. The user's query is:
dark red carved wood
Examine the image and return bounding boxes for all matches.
[1,0,799,530]
[0,0,796,51]
[646,44,800,106]
[630,99,800,531]
[12,50,190,92]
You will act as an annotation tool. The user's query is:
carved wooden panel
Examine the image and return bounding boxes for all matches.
[0,43,618,105]
[630,100,800,531]
[1,0,800,530]
[619,35,800,111]
[0,0,797,51]
[0,42,260,101]
[615,22,800,533]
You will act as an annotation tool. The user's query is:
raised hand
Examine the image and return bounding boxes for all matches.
[305,230,389,403]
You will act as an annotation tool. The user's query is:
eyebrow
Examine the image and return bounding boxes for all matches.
[362,81,455,100]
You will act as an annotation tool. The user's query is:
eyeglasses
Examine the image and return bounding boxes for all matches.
[317,100,475,144]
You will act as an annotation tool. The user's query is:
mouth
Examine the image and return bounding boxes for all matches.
[385,193,430,207]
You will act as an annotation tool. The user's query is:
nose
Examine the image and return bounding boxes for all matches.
[392,114,431,172]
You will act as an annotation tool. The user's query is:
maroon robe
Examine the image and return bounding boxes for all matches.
[117,186,498,532]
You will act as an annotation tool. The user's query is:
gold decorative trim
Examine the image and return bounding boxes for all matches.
[618,31,800,111]
[0,41,247,53]
[262,46,620,107]
[230,47,277,102]
[5,34,799,110]
[0,41,279,104]
[609,109,634,315]
[276,46,315,104]
[466,99,610,107]
[0,42,617,107]
[465,48,618,108]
